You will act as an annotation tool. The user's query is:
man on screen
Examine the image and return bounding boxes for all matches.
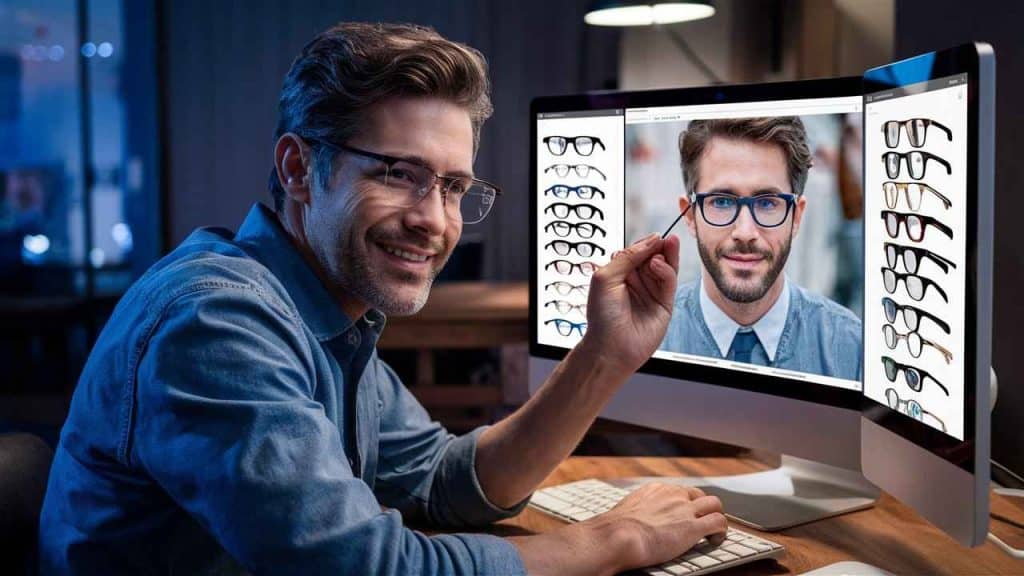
[660,117,862,381]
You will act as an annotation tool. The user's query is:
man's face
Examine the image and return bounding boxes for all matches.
[304,96,473,316]
[680,136,806,303]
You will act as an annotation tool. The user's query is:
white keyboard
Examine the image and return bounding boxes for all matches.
[529,479,784,576]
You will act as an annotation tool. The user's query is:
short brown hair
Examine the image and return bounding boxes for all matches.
[678,117,812,197]
[268,22,493,210]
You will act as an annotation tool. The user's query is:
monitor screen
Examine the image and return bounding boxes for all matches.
[864,73,970,441]
[536,92,864,393]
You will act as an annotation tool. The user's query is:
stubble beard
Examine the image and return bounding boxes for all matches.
[697,227,792,304]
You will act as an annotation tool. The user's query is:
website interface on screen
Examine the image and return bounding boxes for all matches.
[863,74,969,440]
[536,95,864,392]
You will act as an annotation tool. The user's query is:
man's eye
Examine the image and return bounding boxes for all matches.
[389,167,415,182]
[756,197,782,210]
[447,179,469,196]
[710,197,736,208]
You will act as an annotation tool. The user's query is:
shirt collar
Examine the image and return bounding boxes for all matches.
[234,203,385,342]
[698,276,790,362]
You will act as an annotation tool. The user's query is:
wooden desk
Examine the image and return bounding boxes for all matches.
[488,456,1024,575]
[377,282,529,429]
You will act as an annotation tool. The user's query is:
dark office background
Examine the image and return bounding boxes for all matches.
[1,0,1022,481]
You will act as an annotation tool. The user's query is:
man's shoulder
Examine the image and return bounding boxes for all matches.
[672,278,701,308]
[789,283,862,336]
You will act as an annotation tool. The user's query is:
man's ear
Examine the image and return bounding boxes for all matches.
[274,133,312,204]
[792,194,808,238]
[679,194,698,238]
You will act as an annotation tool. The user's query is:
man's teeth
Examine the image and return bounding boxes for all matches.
[382,245,429,262]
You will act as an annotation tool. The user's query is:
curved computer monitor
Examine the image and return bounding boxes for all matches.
[529,78,873,529]
[861,43,994,547]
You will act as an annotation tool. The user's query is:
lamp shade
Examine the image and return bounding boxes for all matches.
[584,1,715,26]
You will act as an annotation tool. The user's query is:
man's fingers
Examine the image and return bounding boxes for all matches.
[690,495,724,517]
[695,512,729,542]
[600,234,663,277]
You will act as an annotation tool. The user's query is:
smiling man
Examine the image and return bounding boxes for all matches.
[660,117,862,380]
[39,22,728,576]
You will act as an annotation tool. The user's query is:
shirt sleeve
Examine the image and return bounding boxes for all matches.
[373,360,531,529]
[131,283,526,575]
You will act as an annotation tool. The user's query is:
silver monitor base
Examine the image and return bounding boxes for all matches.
[604,455,880,531]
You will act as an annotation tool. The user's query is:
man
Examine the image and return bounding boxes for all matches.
[39,22,727,575]
[660,118,862,381]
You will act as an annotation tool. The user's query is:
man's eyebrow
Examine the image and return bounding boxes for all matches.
[704,187,787,196]
[395,153,475,179]
[753,187,786,195]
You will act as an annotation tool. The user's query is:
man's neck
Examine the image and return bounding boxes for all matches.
[276,206,370,321]
[702,272,785,327]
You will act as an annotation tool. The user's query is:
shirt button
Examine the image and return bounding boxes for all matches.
[347,331,360,346]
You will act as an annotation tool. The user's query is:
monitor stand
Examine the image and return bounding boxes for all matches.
[604,455,880,531]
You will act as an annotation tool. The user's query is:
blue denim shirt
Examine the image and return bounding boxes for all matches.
[661,279,863,381]
[38,203,528,575]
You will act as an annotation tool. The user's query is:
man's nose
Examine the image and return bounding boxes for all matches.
[403,182,448,237]
[730,203,761,243]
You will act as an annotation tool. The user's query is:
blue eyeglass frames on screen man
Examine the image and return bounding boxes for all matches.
[302,137,501,225]
[693,192,797,228]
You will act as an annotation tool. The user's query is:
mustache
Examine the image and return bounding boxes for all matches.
[716,242,773,261]
[369,228,446,254]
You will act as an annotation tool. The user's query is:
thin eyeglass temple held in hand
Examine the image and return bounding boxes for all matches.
[661,204,692,239]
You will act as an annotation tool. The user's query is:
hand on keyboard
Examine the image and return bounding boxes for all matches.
[580,482,728,571]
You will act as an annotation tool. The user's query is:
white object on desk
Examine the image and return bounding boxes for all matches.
[799,561,895,575]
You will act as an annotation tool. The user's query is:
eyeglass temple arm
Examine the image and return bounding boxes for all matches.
[921,310,952,335]
[927,372,950,396]
[932,154,953,174]
[931,119,953,140]
[925,338,954,363]
[589,166,608,180]
[928,280,950,303]
[925,248,957,270]
[926,185,953,208]
[927,217,954,239]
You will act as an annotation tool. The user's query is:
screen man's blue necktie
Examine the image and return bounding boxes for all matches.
[730,330,760,364]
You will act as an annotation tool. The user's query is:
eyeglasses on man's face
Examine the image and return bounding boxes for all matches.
[881,356,949,396]
[882,297,950,335]
[544,163,607,181]
[544,221,607,239]
[883,323,953,363]
[885,387,947,432]
[693,192,796,228]
[544,259,598,276]
[544,202,604,221]
[543,135,606,156]
[306,138,501,225]
[881,210,953,242]
[544,184,606,200]
[545,240,606,258]
[883,118,953,148]
[881,267,949,303]
[885,242,956,275]
[882,151,951,180]
[883,181,951,211]
[544,299,587,317]
[544,281,589,296]
[544,318,587,337]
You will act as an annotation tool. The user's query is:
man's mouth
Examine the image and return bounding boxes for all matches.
[379,243,432,263]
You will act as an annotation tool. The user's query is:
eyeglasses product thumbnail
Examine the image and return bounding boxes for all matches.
[544,184,606,200]
[544,259,599,276]
[881,210,953,242]
[881,267,949,303]
[885,387,947,432]
[881,356,950,396]
[544,135,606,156]
[882,297,950,335]
[545,318,587,337]
[543,221,607,239]
[544,281,589,297]
[882,181,951,211]
[882,118,953,148]
[882,324,953,364]
[544,163,608,181]
[544,202,604,221]
[884,243,956,275]
[544,300,587,317]
[882,151,952,180]
[544,240,606,258]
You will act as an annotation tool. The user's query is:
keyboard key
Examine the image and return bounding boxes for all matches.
[722,543,758,557]
[662,563,693,574]
[648,571,674,576]
[530,492,569,512]
[688,555,721,568]
[708,549,739,561]
[740,539,773,552]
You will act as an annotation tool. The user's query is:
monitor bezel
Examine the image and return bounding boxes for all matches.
[530,76,864,412]
[861,44,987,473]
